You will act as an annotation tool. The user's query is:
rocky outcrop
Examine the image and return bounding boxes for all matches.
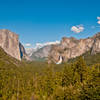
[49,32,100,63]
[91,33,100,54]
[0,29,29,60]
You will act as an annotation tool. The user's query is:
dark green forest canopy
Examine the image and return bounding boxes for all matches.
[0,47,100,100]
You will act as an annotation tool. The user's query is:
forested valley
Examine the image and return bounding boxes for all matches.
[0,47,100,100]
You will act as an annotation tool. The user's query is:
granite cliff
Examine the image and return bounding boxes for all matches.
[49,32,100,63]
[0,29,28,60]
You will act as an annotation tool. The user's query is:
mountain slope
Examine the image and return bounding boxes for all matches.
[68,51,100,65]
[0,47,24,67]
[30,45,52,61]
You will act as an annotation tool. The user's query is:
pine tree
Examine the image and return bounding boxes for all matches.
[75,56,87,83]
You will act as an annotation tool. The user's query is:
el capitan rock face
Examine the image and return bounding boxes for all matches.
[0,29,28,60]
[0,29,21,60]
[49,32,100,63]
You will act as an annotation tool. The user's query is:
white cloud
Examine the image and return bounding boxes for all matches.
[25,43,32,47]
[97,16,100,24]
[97,20,100,24]
[97,16,100,20]
[35,41,60,49]
[71,25,84,33]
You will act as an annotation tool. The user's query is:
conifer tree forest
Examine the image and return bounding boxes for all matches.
[0,50,100,100]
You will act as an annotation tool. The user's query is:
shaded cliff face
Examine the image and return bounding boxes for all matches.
[19,42,31,60]
[0,29,21,60]
[49,32,100,63]
[0,29,28,60]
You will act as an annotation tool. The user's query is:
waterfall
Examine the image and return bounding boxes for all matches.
[56,56,63,64]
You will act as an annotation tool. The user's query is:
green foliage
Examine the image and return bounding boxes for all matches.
[0,47,100,100]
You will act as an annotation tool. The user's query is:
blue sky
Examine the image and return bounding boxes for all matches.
[0,0,100,47]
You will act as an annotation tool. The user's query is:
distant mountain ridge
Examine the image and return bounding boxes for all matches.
[26,41,60,61]
[30,45,52,61]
